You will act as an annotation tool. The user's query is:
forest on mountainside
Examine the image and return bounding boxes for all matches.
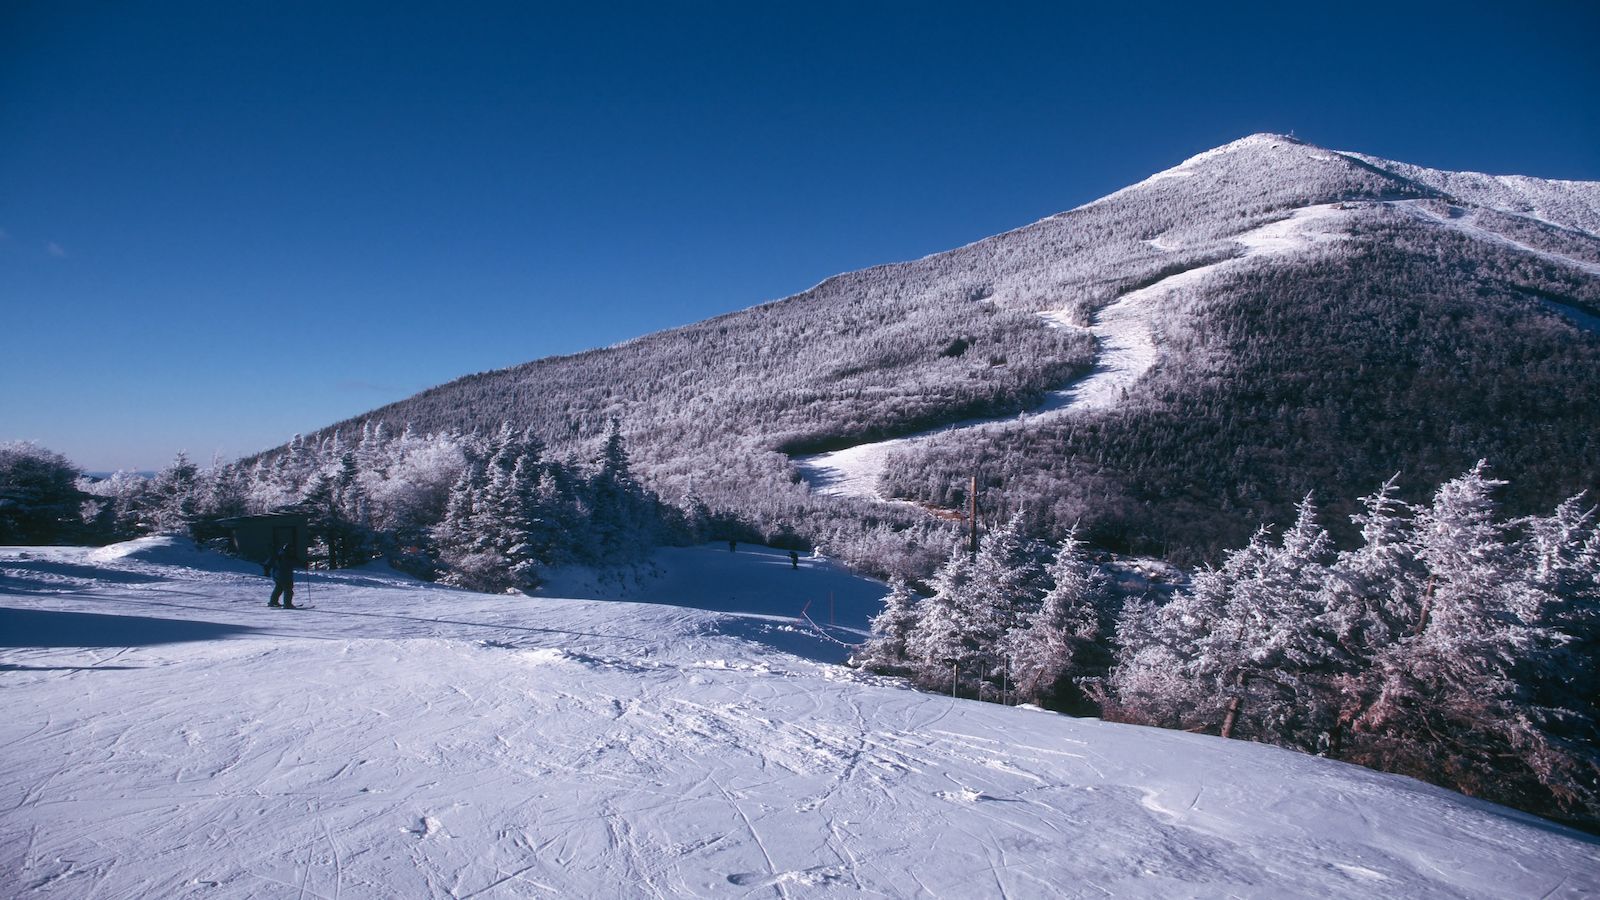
[881,203,1600,563]
[239,136,1600,575]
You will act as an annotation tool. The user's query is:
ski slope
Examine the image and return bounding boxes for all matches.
[794,204,1352,501]
[3,538,1597,898]
[1387,199,1600,277]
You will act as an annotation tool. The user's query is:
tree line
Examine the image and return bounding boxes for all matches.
[854,463,1600,830]
[882,211,1600,564]
[1,421,713,591]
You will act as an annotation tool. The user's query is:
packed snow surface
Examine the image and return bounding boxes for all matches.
[4,537,1596,898]
[796,204,1352,500]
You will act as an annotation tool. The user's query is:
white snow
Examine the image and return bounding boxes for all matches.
[1053,205,1347,415]
[796,204,1352,500]
[4,537,1597,898]
[1118,134,1284,193]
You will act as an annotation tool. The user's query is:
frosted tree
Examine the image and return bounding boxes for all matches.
[0,442,85,543]
[355,421,392,477]
[79,469,151,539]
[585,420,651,564]
[1325,475,1421,664]
[1111,496,1345,745]
[675,483,714,544]
[970,512,1050,637]
[366,430,466,534]
[500,455,545,589]
[1009,530,1108,707]
[1523,495,1599,599]
[1356,462,1559,801]
[432,464,482,586]
[912,511,1053,698]
[1112,551,1241,728]
[424,425,555,591]
[1194,496,1343,745]
[148,452,200,534]
[906,542,980,692]
[851,577,920,673]
[528,467,574,564]
[298,465,373,569]
[332,451,371,529]
[470,443,518,552]
[247,447,301,513]
[1503,494,1600,816]
[468,451,543,591]
[200,457,247,519]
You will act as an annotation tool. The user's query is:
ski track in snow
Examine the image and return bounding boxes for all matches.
[795,204,1352,501]
[3,537,1598,899]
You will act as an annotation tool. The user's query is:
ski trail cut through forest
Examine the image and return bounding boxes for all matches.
[792,204,1352,501]
[1389,199,1600,279]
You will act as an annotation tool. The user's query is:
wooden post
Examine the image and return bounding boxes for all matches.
[968,474,979,556]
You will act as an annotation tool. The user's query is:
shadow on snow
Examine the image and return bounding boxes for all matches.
[0,607,256,649]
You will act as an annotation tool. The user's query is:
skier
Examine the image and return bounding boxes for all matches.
[789,549,799,570]
[728,539,737,553]
[265,543,299,609]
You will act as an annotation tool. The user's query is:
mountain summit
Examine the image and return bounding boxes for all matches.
[298,135,1600,568]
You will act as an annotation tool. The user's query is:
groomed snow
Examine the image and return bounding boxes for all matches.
[4,538,1597,898]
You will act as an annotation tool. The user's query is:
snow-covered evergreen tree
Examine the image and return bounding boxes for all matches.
[585,419,651,565]
[148,452,200,534]
[852,577,920,673]
[967,512,1050,676]
[1358,462,1593,811]
[432,464,482,586]
[1324,475,1420,669]
[0,442,85,543]
[905,542,979,692]
[200,456,247,519]
[1103,590,1199,726]
[1109,496,1348,746]
[1010,530,1108,707]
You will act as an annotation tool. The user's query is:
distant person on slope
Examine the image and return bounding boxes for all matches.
[266,543,298,609]
[789,550,799,569]
[728,540,737,553]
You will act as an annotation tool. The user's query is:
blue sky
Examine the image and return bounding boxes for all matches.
[3,1,1597,471]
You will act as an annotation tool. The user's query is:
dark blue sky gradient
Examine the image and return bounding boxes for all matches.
[3,1,1597,469]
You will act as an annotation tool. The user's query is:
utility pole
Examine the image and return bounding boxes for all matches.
[968,473,979,556]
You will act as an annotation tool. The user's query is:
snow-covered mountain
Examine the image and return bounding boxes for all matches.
[4,538,1597,897]
[292,134,1600,567]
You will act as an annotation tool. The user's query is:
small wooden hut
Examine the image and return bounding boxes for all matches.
[217,513,308,566]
